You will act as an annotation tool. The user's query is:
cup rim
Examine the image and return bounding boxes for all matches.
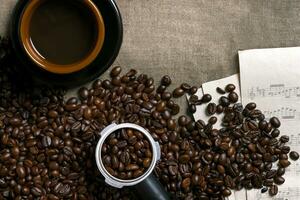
[19,0,105,74]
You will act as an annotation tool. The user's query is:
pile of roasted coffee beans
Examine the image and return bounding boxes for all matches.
[0,37,298,199]
[167,83,299,199]
[101,128,153,180]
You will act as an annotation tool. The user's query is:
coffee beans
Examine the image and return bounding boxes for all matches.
[181,83,297,198]
[201,94,212,103]
[173,88,185,98]
[206,103,217,115]
[269,185,278,196]
[189,104,196,113]
[216,87,226,94]
[161,75,172,86]
[219,96,230,107]
[228,92,238,103]
[0,37,297,199]
[270,117,281,128]
[110,66,122,77]
[101,129,152,180]
[225,84,236,92]
[289,151,299,161]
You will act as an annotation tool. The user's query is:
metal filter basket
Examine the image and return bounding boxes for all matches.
[95,123,170,200]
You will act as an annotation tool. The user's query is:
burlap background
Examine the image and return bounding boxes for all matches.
[1,0,300,113]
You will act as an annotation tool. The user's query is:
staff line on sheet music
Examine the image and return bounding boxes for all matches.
[262,107,298,121]
[248,85,300,100]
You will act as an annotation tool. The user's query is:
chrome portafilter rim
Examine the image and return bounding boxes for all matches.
[95,123,161,188]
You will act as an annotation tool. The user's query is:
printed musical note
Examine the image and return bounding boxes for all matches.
[262,107,298,121]
[247,85,300,100]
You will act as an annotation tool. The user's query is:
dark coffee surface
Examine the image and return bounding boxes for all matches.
[30,0,97,65]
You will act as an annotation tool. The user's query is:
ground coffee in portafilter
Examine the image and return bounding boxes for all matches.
[101,128,153,180]
[0,37,299,199]
[30,0,98,65]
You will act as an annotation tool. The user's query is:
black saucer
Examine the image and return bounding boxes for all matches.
[10,0,123,88]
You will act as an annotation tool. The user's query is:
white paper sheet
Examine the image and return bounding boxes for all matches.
[239,47,300,200]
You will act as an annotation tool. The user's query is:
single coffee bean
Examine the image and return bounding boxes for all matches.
[48,110,58,118]
[269,185,278,196]
[222,188,231,197]
[178,115,188,126]
[245,102,256,110]
[92,79,102,89]
[201,94,212,103]
[206,103,217,115]
[271,129,280,138]
[289,151,299,160]
[102,80,112,89]
[216,87,226,94]
[216,105,224,113]
[9,118,21,126]
[274,176,285,185]
[189,104,197,114]
[270,117,281,128]
[11,146,20,158]
[179,155,190,164]
[189,86,198,95]
[279,135,289,143]
[31,187,42,196]
[181,83,191,91]
[110,66,122,77]
[228,92,238,103]
[143,158,151,168]
[161,92,172,100]
[47,161,58,171]
[171,104,180,115]
[261,187,268,193]
[219,96,230,107]
[208,116,217,125]
[217,165,225,174]
[266,170,277,179]
[280,146,290,154]
[173,88,185,98]
[279,159,291,168]
[277,167,285,176]
[125,164,139,171]
[189,95,199,103]
[78,87,89,100]
[16,166,26,178]
[161,75,172,86]
[225,84,236,92]
[181,178,191,189]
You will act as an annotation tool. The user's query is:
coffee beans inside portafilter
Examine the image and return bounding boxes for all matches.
[101,128,152,180]
[0,37,298,199]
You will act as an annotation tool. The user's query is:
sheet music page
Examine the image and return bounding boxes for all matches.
[239,47,300,200]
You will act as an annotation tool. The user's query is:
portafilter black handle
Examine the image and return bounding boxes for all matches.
[132,173,170,200]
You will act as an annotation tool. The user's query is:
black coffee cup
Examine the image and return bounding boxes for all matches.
[10,0,123,87]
